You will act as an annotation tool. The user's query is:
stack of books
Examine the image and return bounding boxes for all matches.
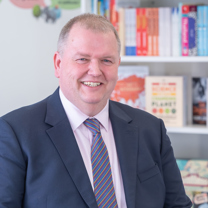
[92,1,208,57]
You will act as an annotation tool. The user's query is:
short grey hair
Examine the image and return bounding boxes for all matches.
[57,13,121,55]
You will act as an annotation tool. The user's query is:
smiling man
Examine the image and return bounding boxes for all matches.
[0,14,192,208]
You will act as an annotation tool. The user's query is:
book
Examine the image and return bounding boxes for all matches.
[182,5,189,56]
[188,5,197,56]
[147,8,153,56]
[152,8,159,56]
[110,0,119,32]
[176,159,208,192]
[145,76,187,127]
[192,77,208,125]
[171,7,180,56]
[124,8,136,55]
[110,65,149,110]
[197,6,204,56]
[159,7,165,56]
[118,7,125,56]
[178,2,183,56]
[193,192,208,208]
[204,6,208,56]
[141,8,148,56]
[129,8,137,56]
[164,7,172,56]
[136,8,142,56]
[104,0,110,20]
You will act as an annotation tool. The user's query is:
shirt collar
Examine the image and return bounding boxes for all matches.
[59,89,109,132]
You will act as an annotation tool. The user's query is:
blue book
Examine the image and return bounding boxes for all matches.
[99,0,105,16]
[91,0,94,13]
[104,0,110,20]
[204,6,208,56]
[197,6,204,56]
[188,5,197,56]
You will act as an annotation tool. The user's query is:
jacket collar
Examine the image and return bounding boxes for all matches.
[45,89,138,208]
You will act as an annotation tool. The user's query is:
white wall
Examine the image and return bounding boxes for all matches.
[0,1,82,116]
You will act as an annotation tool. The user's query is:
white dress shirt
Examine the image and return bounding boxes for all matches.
[59,89,127,208]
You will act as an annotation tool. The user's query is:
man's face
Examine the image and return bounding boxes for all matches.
[54,24,120,114]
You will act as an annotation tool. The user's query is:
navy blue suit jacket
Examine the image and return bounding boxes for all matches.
[0,88,192,208]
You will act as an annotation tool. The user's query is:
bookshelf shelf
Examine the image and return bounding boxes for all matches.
[167,125,208,135]
[121,56,208,63]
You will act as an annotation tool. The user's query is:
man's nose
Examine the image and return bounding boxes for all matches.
[88,60,102,76]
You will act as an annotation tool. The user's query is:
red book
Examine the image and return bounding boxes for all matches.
[136,8,142,56]
[110,0,119,32]
[141,8,148,56]
[147,8,153,56]
[152,8,159,56]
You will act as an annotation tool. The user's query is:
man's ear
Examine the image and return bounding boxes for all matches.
[54,51,62,78]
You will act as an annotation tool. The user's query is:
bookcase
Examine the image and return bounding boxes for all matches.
[86,0,208,160]
[121,56,208,160]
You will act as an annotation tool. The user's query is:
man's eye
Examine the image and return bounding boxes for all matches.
[103,59,112,63]
[76,58,88,63]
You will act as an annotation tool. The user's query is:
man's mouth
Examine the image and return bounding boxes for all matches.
[82,82,101,87]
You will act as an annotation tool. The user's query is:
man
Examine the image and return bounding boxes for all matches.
[0,13,191,208]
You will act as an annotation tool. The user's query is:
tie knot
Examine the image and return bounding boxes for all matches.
[84,119,100,135]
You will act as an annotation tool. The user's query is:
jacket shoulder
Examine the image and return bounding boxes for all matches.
[1,96,50,125]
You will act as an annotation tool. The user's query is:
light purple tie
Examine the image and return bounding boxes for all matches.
[84,119,118,208]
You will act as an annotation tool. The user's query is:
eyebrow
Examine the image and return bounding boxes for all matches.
[74,52,91,57]
[73,53,116,59]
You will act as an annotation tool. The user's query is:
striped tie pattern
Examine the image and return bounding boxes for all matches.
[84,119,118,208]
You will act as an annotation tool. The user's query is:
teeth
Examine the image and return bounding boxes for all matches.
[83,82,101,87]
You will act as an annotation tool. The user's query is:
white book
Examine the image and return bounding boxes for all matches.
[124,8,131,55]
[118,8,125,56]
[145,76,187,127]
[164,7,172,56]
[159,7,165,56]
[130,8,137,55]
[171,7,180,56]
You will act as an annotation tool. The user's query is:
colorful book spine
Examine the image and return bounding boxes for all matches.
[97,0,101,15]
[188,5,197,56]
[124,8,136,55]
[171,7,180,56]
[130,8,137,55]
[110,0,119,32]
[104,0,110,20]
[99,0,105,16]
[147,8,153,56]
[136,8,142,56]
[152,8,159,56]
[197,6,204,56]
[204,6,208,56]
[141,8,148,56]
[182,5,189,56]
[91,0,94,13]
[125,8,131,55]
[192,77,207,125]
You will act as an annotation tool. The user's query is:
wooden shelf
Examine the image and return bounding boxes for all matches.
[167,125,208,135]
[121,56,208,63]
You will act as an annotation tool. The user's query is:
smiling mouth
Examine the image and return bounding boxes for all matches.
[82,82,101,87]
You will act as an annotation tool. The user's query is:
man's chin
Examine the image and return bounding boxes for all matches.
[82,98,107,106]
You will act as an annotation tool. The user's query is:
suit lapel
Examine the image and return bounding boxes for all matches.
[45,89,98,208]
[109,101,139,208]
